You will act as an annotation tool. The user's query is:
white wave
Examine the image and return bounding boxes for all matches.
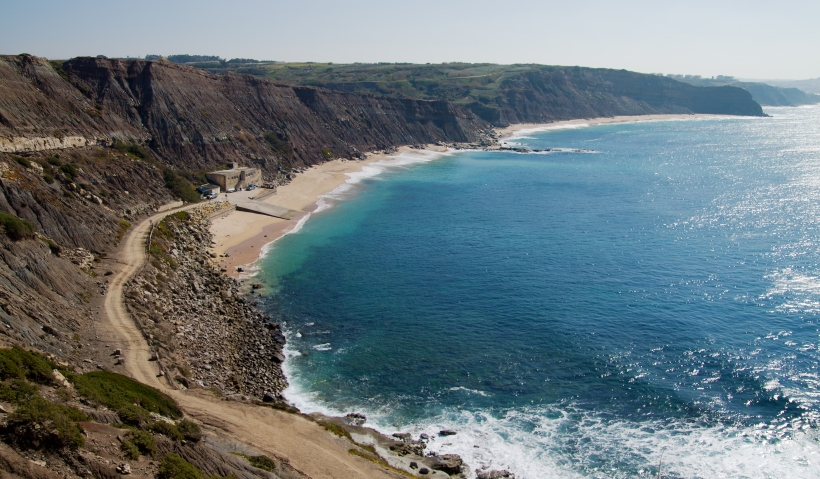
[448,386,490,397]
[503,123,590,143]
[315,148,453,212]
[312,343,332,351]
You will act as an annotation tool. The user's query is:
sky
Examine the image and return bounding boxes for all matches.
[1,0,818,80]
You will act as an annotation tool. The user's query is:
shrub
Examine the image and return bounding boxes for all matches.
[129,429,156,456]
[163,169,201,203]
[47,156,62,166]
[70,371,182,418]
[0,379,39,404]
[117,404,149,427]
[158,454,203,479]
[247,455,276,472]
[13,156,31,168]
[0,212,35,241]
[121,440,140,460]
[8,396,88,450]
[0,347,55,383]
[149,420,184,441]
[321,147,333,159]
[175,420,202,442]
[59,163,79,179]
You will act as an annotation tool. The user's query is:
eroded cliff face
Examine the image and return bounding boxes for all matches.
[0,55,488,175]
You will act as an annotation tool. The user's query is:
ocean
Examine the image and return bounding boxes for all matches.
[256,106,820,478]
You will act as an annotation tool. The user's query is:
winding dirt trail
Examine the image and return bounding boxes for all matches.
[103,206,403,479]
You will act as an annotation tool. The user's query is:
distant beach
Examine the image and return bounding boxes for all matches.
[496,113,734,142]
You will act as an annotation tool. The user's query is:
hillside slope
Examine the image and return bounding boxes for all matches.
[247,63,765,124]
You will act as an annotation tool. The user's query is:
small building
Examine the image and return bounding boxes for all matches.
[197,184,220,196]
[205,162,262,192]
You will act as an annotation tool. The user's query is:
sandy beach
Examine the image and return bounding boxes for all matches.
[210,145,449,277]
[211,114,732,277]
[495,113,733,141]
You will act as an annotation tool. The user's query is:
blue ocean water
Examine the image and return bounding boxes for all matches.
[257,106,820,478]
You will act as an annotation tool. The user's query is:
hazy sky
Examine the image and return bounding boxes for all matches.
[2,0,818,79]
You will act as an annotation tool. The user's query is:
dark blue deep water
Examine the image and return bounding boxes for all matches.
[258,107,820,478]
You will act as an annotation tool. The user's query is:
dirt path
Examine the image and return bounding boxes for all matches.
[103,206,403,479]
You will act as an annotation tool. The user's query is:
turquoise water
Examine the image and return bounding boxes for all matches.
[258,106,820,478]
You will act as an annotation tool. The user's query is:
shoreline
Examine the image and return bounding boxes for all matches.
[495,113,736,142]
[209,145,450,277]
[211,113,737,278]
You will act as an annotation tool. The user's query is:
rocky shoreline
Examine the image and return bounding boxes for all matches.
[123,202,288,400]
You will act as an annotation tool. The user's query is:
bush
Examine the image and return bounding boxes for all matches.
[70,371,182,418]
[12,156,31,168]
[247,455,276,472]
[47,156,62,166]
[0,378,39,404]
[121,440,140,460]
[129,429,156,457]
[117,404,149,427]
[175,420,202,442]
[59,163,79,179]
[163,169,201,203]
[149,420,184,441]
[0,212,35,241]
[8,396,88,450]
[0,347,55,383]
[158,454,203,479]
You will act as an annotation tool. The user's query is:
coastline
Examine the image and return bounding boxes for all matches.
[209,145,449,277]
[495,113,736,142]
[212,113,737,278]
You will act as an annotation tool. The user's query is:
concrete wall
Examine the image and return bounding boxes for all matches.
[205,168,261,192]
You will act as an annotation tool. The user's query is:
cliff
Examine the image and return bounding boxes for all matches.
[0,55,487,176]
[255,62,765,125]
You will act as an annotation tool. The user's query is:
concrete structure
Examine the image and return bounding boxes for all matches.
[233,199,300,220]
[197,184,220,196]
[205,162,262,192]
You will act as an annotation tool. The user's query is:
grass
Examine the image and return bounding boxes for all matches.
[70,371,182,419]
[8,396,88,450]
[0,346,56,384]
[0,211,35,241]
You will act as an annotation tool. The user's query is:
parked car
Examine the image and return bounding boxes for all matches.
[205,193,218,200]
[247,184,257,190]
[227,188,236,193]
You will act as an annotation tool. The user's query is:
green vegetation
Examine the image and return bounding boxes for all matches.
[321,147,333,160]
[116,219,131,243]
[70,370,182,418]
[347,449,415,478]
[59,162,79,179]
[50,60,69,82]
[12,156,31,168]
[0,211,35,241]
[112,140,150,159]
[263,131,293,158]
[8,397,88,450]
[0,346,56,383]
[158,453,203,479]
[232,453,276,472]
[163,169,201,203]
[148,419,202,442]
[318,421,351,440]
